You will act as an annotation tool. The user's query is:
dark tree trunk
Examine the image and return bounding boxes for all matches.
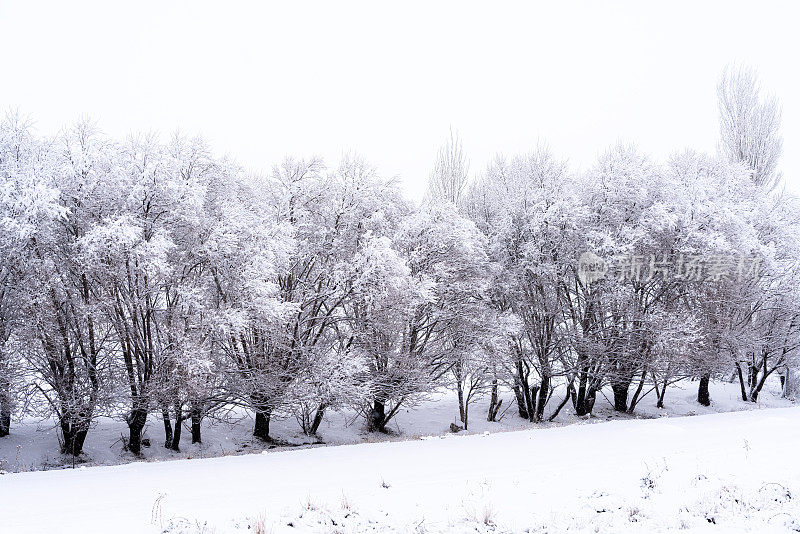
[654,372,668,408]
[59,409,90,456]
[253,410,271,441]
[161,406,173,448]
[191,408,202,444]
[456,380,466,424]
[170,403,183,452]
[0,384,11,437]
[587,388,597,413]
[735,363,748,401]
[574,396,589,416]
[627,369,648,414]
[309,405,326,435]
[574,367,592,416]
[170,420,182,451]
[528,385,539,423]
[64,429,88,457]
[697,373,711,406]
[656,383,667,408]
[60,424,88,456]
[749,355,772,402]
[369,399,387,433]
[612,381,629,412]
[749,364,759,394]
[512,385,529,419]
[170,421,182,451]
[487,379,500,422]
[512,357,535,421]
[127,408,148,455]
[535,375,550,422]
[0,406,10,437]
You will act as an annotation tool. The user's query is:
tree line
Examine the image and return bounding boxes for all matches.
[0,66,798,456]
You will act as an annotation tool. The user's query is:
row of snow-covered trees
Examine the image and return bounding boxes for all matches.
[1,66,799,455]
[0,119,496,454]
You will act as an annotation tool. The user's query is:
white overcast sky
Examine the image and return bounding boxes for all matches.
[1,1,798,200]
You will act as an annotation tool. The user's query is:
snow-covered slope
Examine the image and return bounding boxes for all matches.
[2,406,800,533]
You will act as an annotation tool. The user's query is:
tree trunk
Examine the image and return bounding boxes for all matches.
[456,380,466,425]
[574,368,592,416]
[64,429,88,457]
[190,408,202,444]
[654,372,668,408]
[0,384,10,437]
[513,359,532,420]
[586,386,597,414]
[749,364,759,393]
[487,379,500,422]
[60,418,89,456]
[170,402,183,452]
[612,381,629,412]
[627,369,647,414]
[697,373,711,406]
[161,406,173,448]
[253,410,271,441]
[512,385,529,419]
[0,405,10,437]
[744,363,760,401]
[369,399,387,433]
[535,375,550,422]
[749,355,773,402]
[735,363,748,401]
[170,418,182,451]
[527,385,539,423]
[585,387,597,414]
[127,408,148,455]
[309,405,326,435]
[656,381,667,408]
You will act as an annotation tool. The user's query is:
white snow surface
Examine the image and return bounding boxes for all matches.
[2,385,800,532]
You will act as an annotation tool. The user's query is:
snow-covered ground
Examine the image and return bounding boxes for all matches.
[1,378,799,533]
[0,378,793,474]
[2,403,800,533]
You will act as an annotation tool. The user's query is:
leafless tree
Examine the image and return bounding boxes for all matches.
[718,64,783,190]
[426,128,469,205]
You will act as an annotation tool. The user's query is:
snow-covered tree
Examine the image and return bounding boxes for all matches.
[0,113,65,437]
[285,156,406,435]
[18,122,117,455]
[466,148,585,420]
[718,64,783,190]
[426,129,469,205]
[201,163,295,442]
[405,202,493,429]
[345,235,432,432]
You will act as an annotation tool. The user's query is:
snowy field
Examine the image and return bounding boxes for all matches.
[2,379,799,533]
[2,405,800,533]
